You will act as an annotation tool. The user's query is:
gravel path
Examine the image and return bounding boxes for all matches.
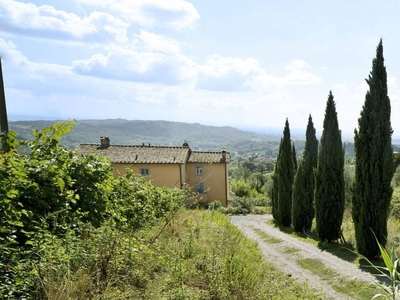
[230,214,381,300]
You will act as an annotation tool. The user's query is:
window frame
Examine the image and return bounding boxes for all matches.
[195,182,204,194]
[195,166,203,176]
[140,168,150,176]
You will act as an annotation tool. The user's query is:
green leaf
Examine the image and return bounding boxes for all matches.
[6,189,19,198]
[378,242,393,273]
[57,178,65,190]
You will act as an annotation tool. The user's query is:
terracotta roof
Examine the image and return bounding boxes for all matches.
[75,144,189,164]
[75,143,230,164]
[188,151,230,163]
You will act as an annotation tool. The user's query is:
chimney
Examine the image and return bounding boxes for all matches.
[221,148,227,162]
[100,136,110,148]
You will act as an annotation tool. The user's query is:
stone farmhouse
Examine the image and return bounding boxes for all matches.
[75,137,230,207]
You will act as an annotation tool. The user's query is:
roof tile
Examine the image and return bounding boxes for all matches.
[75,144,230,164]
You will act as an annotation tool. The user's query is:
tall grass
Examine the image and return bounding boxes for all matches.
[36,210,321,299]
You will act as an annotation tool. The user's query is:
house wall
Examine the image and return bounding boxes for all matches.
[112,163,182,188]
[186,162,228,207]
[111,162,229,207]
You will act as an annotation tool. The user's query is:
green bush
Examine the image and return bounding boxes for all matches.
[230,178,251,197]
[108,171,184,230]
[391,187,400,220]
[226,197,254,215]
[207,200,223,211]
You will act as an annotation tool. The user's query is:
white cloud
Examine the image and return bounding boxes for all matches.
[196,55,261,91]
[254,60,321,88]
[281,60,321,86]
[134,29,181,55]
[195,57,321,92]
[72,45,193,85]
[335,82,347,91]
[388,76,397,88]
[75,0,200,30]
[357,80,369,92]
[0,0,129,43]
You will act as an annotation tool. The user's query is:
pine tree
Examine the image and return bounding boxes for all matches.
[277,118,295,227]
[315,92,344,242]
[292,115,318,232]
[352,40,394,258]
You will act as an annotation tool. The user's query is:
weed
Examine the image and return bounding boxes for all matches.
[252,228,282,244]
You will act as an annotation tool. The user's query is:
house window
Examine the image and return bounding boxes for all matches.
[195,166,203,176]
[140,168,149,176]
[195,182,204,194]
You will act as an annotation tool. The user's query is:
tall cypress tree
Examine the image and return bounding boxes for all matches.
[352,40,394,258]
[292,160,305,231]
[271,143,281,223]
[292,115,318,232]
[277,118,295,227]
[315,92,345,242]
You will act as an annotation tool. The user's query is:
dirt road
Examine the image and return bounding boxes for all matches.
[231,215,382,300]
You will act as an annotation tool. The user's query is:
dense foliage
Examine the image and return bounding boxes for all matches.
[0,122,185,298]
[292,115,318,232]
[352,40,395,258]
[273,119,295,226]
[292,161,306,231]
[314,92,345,242]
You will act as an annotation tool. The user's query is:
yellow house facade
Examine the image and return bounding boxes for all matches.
[75,137,230,207]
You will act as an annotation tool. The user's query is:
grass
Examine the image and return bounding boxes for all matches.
[283,247,300,254]
[251,227,282,244]
[297,258,379,299]
[267,210,361,264]
[36,210,322,299]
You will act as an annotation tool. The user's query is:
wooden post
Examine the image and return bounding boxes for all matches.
[0,57,9,152]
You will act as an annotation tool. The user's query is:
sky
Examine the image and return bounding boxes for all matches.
[1,0,400,139]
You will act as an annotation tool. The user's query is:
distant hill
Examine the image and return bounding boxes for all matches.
[9,119,287,157]
[9,118,377,158]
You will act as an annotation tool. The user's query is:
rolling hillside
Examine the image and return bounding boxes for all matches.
[9,119,286,157]
[9,118,372,157]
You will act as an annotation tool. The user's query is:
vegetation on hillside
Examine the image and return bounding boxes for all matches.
[0,121,321,299]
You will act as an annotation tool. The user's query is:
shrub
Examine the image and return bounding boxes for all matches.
[207,200,223,211]
[226,197,254,215]
[230,178,251,197]
[390,187,400,220]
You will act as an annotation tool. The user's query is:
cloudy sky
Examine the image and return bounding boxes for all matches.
[1,0,400,138]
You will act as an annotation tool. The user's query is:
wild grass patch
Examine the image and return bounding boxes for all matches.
[283,247,300,254]
[297,258,378,299]
[26,210,322,299]
[252,227,282,244]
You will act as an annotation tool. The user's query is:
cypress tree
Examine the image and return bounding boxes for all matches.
[292,160,305,231]
[292,115,318,232]
[277,118,295,226]
[352,40,394,258]
[315,92,345,242]
[292,144,297,172]
[271,141,281,223]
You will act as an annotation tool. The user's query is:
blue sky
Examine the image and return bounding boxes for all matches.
[1,0,400,138]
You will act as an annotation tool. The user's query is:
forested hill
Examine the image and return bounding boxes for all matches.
[10,119,373,157]
[9,119,286,156]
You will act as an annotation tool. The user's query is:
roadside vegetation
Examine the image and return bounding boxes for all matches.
[0,122,321,299]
